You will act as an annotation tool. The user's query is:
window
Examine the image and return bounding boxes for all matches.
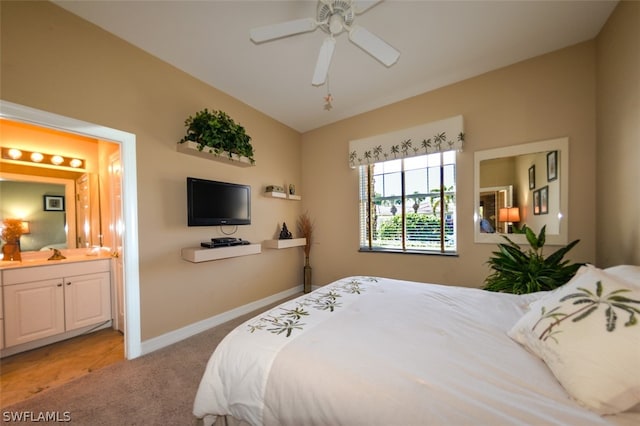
[359,151,457,254]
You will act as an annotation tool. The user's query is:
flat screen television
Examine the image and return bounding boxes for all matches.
[187,177,251,226]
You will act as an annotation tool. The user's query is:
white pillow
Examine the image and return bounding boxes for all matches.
[605,265,640,287]
[508,264,640,414]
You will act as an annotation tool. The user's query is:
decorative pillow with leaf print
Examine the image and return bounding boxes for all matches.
[508,264,640,414]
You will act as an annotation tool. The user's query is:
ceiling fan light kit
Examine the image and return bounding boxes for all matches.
[318,0,355,33]
[249,0,400,89]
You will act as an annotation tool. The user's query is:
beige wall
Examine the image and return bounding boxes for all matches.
[302,41,598,287]
[1,1,303,340]
[596,0,640,267]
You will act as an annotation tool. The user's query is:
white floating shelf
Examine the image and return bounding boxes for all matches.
[263,238,306,249]
[264,191,301,200]
[181,244,261,263]
[264,191,287,199]
[177,141,254,167]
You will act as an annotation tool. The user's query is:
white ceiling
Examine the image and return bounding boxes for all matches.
[53,0,617,133]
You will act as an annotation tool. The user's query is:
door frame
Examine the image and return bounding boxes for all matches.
[1,100,142,359]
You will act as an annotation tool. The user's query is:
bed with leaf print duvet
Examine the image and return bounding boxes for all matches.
[193,273,640,426]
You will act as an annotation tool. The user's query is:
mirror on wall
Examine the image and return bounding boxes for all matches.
[0,171,101,253]
[474,137,569,245]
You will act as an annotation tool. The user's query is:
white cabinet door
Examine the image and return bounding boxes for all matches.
[4,278,65,347]
[64,272,111,331]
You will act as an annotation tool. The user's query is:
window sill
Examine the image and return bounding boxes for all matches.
[358,247,458,257]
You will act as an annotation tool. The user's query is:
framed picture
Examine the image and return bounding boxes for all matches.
[533,189,541,215]
[528,165,535,190]
[547,150,558,182]
[539,185,549,214]
[44,195,65,211]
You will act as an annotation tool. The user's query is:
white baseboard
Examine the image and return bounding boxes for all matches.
[140,285,303,355]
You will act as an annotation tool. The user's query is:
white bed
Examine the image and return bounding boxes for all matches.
[194,269,640,426]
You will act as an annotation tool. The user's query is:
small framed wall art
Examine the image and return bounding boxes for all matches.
[528,165,535,190]
[44,195,65,211]
[547,150,558,182]
[533,190,541,215]
[539,186,549,214]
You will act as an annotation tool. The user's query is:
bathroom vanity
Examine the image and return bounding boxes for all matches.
[0,252,113,357]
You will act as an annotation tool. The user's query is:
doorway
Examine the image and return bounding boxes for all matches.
[0,100,141,359]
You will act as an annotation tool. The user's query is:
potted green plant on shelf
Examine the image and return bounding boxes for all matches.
[178,108,255,164]
[483,225,582,294]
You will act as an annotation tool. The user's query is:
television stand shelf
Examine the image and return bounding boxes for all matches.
[181,244,261,263]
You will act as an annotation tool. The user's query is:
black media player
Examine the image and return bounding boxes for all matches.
[201,239,250,248]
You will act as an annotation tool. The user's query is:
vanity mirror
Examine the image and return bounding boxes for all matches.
[474,137,569,245]
[0,171,100,253]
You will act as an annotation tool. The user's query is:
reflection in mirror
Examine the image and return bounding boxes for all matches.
[0,172,79,251]
[479,185,512,234]
[2,181,65,250]
[0,172,108,255]
[474,137,569,245]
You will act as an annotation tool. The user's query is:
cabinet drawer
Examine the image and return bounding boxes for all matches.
[2,259,110,285]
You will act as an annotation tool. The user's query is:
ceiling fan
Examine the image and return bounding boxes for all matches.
[249,0,400,86]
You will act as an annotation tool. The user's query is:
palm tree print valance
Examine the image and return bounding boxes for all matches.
[348,115,464,168]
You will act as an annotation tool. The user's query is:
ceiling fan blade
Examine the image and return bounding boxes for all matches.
[352,0,383,14]
[348,25,400,67]
[312,37,336,86]
[250,18,317,43]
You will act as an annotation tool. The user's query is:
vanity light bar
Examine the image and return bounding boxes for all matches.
[1,147,85,170]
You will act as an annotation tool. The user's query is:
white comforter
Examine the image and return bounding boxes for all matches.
[193,276,639,425]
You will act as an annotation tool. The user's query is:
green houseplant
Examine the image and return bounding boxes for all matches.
[178,108,255,164]
[483,225,583,294]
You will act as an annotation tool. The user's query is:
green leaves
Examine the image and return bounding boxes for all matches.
[178,108,255,164]
[535,280,640,342]
[483,225,583,294]
[524,226,540,250]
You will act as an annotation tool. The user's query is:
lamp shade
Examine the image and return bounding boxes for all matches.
[499,207,520,222]
[20,221,31,234]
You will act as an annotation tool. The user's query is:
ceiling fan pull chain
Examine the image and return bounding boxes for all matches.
[324,74,334,111]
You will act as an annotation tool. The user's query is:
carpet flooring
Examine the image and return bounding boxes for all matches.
[1,296,298,425]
